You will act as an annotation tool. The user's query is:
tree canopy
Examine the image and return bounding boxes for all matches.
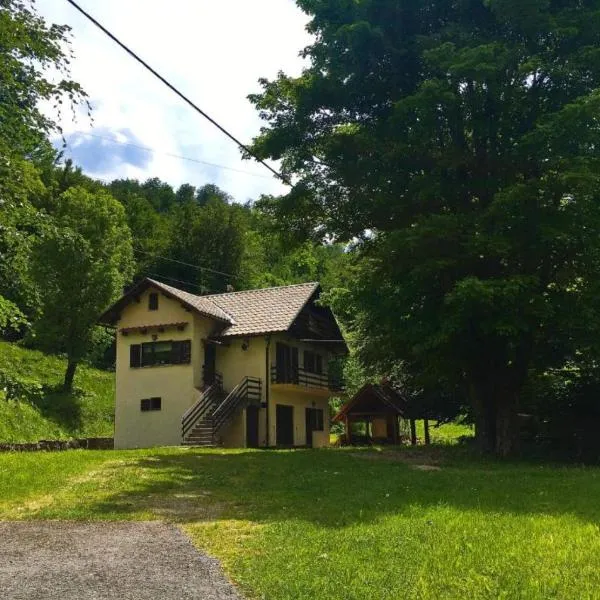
[249,0,600,454]
[31,186,134,389]
[0,0,87,154]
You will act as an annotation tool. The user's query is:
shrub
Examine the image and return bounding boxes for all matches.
[0,369,45,403]
[0,296,28,340]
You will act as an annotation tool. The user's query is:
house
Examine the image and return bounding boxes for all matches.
[99,278,347,449]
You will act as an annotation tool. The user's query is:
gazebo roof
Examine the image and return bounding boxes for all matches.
[332,383,407,423]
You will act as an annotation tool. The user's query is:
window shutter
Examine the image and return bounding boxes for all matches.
[148,293,158,311]
[170,341,181,365]
[130,344,141,368]
[316,409,324,431]
[170,340,191,365]
[181,340,191,364]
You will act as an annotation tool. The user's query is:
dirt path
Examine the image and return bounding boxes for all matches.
[0,521,242,600]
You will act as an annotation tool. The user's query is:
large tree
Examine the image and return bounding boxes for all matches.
[249,0,600,455]
[0,0,87,323]
[31,186,134,389]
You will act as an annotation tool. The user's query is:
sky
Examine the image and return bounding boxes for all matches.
[36,0,313,202]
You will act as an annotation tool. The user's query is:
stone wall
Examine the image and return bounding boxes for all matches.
[0,438,114,452]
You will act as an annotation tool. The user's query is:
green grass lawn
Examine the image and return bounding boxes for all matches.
[0,341,114,441]
[0,446,599,599]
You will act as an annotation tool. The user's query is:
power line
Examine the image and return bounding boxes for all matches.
[67,131,273,179]
[134,247,240,280]
[144,272,207,292]
[65,0,291,186]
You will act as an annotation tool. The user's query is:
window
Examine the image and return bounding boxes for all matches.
[141,397,161,411]
[307,408,324,431]
[148,293,159,311]
[142,341,171,366]
[304,350,323,375]
[130,340,191,368]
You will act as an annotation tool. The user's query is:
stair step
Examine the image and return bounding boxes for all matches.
[181,440,216,446]
[182,442,216,447]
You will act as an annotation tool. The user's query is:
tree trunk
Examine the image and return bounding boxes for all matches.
[470,383,496,454]
[470,381,520,456]
[495,391,519,457]
[410,419,417,446]
[64,360,77,391]
[423,419,431,445]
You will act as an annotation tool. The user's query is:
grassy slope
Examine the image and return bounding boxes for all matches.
[0,446,598,600]
[0,341,115,441]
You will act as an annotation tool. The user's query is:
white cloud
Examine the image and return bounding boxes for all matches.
[36,0,312,202]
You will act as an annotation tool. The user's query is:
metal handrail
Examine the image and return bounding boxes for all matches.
[270,365,344,392]
[181,374,223,438]
[213,376,262,434]
[202,366,222,389]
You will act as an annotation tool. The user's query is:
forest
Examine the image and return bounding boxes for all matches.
[3,0,600,458]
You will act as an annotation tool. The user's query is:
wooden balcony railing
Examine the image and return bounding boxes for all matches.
[270,365,344,392]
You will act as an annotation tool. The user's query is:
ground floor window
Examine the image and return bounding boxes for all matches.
[140,397,161,411]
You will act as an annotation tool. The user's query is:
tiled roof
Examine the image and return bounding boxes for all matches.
[148,279,320,336]
[146,279,234,323]
[100,278,321,337]
[205,282,320,337]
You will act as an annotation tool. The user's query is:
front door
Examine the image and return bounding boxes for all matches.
[246,405,260,448]
[203,342,217,386]
[276,404,294,446]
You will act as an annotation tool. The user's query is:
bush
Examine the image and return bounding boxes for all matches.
[0,296,28,340]
[86,326,116,370]
[0,369,45,403]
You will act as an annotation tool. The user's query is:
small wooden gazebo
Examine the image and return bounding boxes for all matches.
[333,383,431,445]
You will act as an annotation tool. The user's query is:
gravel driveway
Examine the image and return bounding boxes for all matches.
[0,521,243,600]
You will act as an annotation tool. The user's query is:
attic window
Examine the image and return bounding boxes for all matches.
[148,293,159,311]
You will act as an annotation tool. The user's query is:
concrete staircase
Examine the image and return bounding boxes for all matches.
[182,376,262,447]
[181,378,225,448]
[181,416,216,447]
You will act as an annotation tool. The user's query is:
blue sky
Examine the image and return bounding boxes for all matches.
[37,0,312,202]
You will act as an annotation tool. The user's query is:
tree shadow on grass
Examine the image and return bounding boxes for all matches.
[81,446,600,527]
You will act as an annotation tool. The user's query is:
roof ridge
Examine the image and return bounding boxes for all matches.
[200,296,236,323]
[201,281,319,299]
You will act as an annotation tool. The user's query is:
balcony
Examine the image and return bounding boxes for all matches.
[270,365,344,393]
